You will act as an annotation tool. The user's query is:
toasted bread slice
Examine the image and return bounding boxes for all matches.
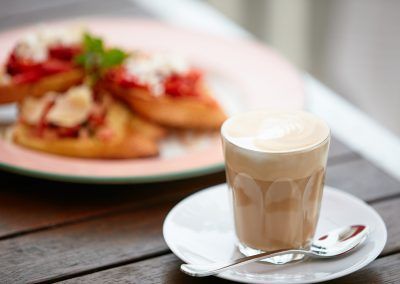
[129,113,167,141]
[103,81,227,130]
[13,100,161,159]
[0,69,84,104]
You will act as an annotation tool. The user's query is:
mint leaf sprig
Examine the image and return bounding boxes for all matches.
[75,33,128,84]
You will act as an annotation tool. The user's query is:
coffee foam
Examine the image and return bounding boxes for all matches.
[222,110,329,153]
[222,110,330,180]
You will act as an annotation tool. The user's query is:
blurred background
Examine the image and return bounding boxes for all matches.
[206,0,400,137]
[1,0,398,136]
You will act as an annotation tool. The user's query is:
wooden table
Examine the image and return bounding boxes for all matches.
[1,1,400,283]
[0,136,399,284]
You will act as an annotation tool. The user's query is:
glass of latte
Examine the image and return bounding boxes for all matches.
[221,110,330,264]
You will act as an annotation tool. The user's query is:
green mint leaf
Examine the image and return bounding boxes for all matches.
[83,33,103,53]
[74,54,86,65]
[75,33,127,84]
[101,48,128,69]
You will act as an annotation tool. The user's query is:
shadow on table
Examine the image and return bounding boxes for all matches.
[0,169,225,239]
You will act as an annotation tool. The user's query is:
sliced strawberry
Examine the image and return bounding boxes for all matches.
[41,59,74,74]
[6,51,41,76]
[6,43,80,84]
[49,45,81,61]
[164,69,203,98]
[12,70,44,84]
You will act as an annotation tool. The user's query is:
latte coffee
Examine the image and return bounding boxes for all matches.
[221,110,330,264]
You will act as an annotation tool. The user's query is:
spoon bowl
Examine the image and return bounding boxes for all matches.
[181,225,369,277]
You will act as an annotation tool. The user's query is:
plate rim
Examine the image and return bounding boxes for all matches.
[163,184,388,284]
[0,159,224,184]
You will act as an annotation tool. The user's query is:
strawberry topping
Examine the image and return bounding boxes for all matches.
[5,45,81,84]
[107,67,203,98]
[164,69,202,98]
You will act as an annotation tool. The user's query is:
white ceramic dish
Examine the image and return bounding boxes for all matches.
[163,184,387,283]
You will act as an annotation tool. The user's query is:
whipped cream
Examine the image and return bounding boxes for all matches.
[14,26,84,62]
[124,52,189,96]
[46,85,93,128]
[20,85,93,127]
[20,93,56,125]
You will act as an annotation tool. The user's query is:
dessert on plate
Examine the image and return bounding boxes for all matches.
[0,25,226,159]
[0,26,86,104]
[101,52,227,129]
[12,84,165,158]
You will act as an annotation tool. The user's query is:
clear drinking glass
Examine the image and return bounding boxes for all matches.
[221,110,330,264]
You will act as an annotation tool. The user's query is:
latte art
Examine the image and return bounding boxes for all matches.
[222,110,329,152]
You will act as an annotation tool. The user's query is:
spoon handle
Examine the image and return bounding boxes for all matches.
[180,249,310,277]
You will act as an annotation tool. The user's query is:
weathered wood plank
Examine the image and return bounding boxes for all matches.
[61,254,223,284]
[373,198,400,256]
[0,171,225,239]
[60,252,400,284]
[328,253,400,283]
[326,158,400,202]
[0,202,172,283]
[56,196,400,283]
[0,135,397,283]
[1,189,398,283]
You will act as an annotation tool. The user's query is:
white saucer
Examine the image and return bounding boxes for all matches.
[163,184,387,283]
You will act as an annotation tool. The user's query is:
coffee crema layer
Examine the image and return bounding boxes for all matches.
[222,110,329,153]
[222,110,330,181]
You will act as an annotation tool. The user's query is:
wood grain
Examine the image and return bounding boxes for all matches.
[60,253,400,284]
[61,254,224,284]
[326,158,400,202]
[373,198,400,256]
[0,135,397,284]
[0,171,224,239]
[0,186,397,284]
[0,202,173,283]
[328,253,400,283]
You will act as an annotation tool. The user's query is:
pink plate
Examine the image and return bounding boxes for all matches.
[0,17,304,183]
